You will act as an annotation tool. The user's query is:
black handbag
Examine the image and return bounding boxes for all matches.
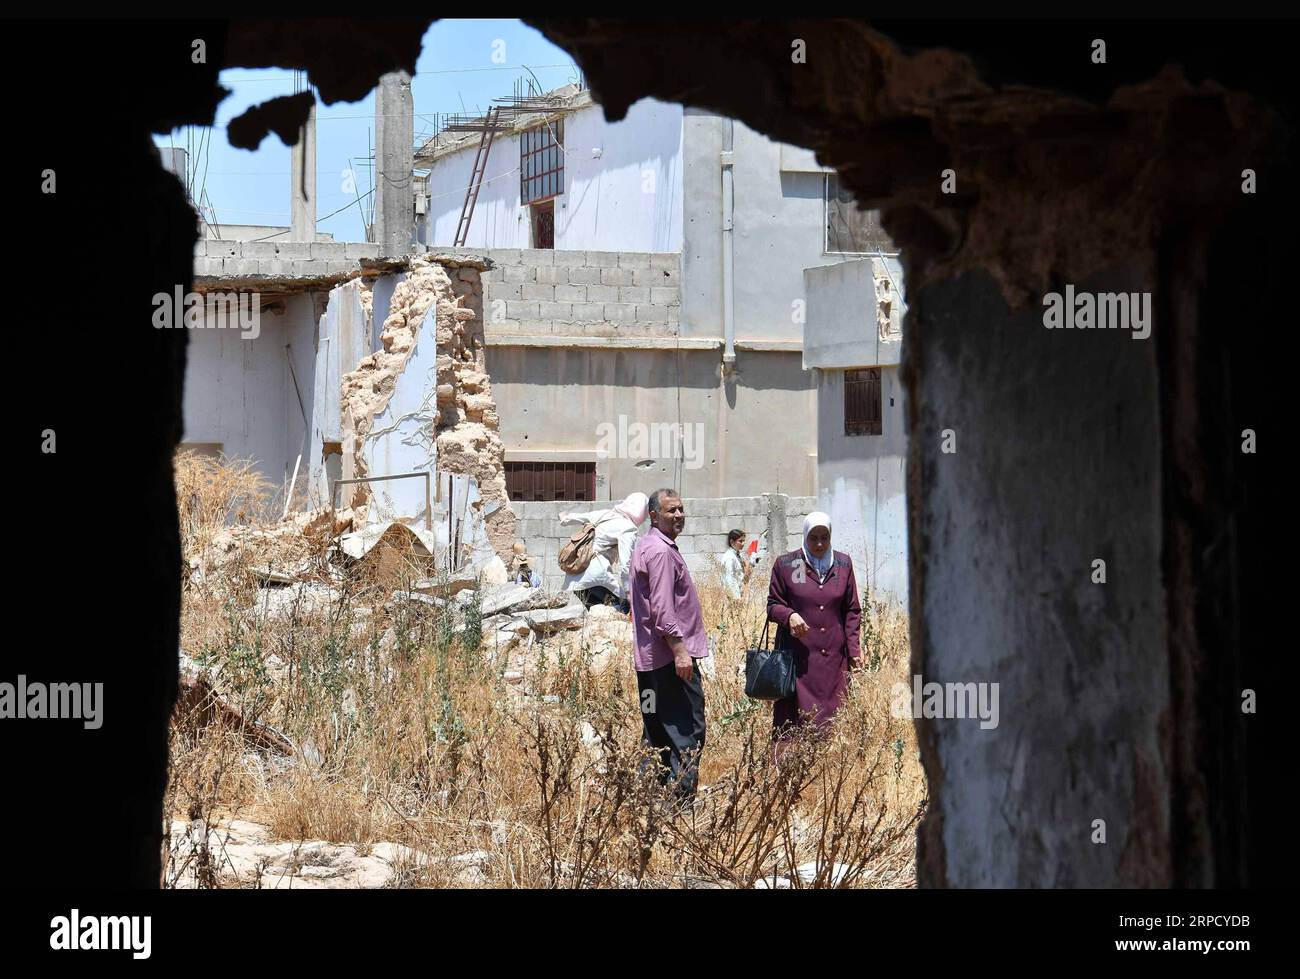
[745,619,797,701]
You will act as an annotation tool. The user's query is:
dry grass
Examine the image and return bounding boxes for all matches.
[165,454,926,888]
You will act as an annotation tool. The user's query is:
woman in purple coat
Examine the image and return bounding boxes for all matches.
[766,512,863,738]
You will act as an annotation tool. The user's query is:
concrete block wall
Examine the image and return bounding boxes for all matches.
[436,247,681,337]
[510,495,815,591]
[192,239,380,280]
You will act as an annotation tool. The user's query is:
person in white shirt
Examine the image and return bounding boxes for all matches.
[718,528,751,600]
[557,492,649,613]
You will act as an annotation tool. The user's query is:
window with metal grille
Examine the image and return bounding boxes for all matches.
[844,368,883,436]
[505,461,595,501]
[825,174,897,255]
[520,119,563,205]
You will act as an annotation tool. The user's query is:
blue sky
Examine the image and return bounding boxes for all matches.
[155,19,580,243]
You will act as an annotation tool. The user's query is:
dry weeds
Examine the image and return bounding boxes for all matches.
[164,452,926,888]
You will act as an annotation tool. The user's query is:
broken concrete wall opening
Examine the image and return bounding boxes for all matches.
[334,253,514,565]
[187,248,515,577]
[18,16,1279,898]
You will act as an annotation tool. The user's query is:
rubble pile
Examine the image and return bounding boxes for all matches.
[181,510,635,753]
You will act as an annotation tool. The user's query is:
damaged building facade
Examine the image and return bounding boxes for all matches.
[185,243,509,571]
[28,16,1270,893]
[180,76,910,591]
[417,83,903,506]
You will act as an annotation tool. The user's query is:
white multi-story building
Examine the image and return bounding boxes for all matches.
[417,83,904,517]
[177,81,909,600]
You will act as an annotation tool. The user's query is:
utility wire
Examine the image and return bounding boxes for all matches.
[250,188,375,240]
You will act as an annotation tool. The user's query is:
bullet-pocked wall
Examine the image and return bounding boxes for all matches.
[485,343,816,500]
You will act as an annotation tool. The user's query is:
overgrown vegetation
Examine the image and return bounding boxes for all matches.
[165,450,926,888]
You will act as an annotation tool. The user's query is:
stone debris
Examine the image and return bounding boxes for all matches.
[411,567,479,596]
[167,818,418,889]
[522,603,588,633]
[253,582,341,621]
[387,590,449,610]
[250,561,314,586]
[194,506,359,579]
[474,581,570,618]
[167,817,506,889]
[479,555,509,585]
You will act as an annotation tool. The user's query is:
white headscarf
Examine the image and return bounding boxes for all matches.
[802,511,833,578]
[614,492,649,526]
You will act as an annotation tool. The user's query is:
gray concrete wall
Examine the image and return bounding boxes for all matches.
[487,345,816,500]
[513,495,817,592]
[682,111,891,345]
[803,257,906,370]
[180,291,318,503]
[470,247,681,336]
[426,245,816,499]
[910,265,1168,887]
[192,239,378,280]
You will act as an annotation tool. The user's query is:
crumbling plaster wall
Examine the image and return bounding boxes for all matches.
[339,255,515,557]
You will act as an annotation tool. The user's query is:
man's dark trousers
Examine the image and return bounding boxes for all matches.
[636,659,706,799]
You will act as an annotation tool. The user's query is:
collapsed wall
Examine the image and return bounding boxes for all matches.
[339,254,515,560]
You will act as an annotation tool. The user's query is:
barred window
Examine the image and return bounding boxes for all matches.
[520,119,564,205]
[505,461,594,501]
[825,174,896,255]
[845,368,883,437]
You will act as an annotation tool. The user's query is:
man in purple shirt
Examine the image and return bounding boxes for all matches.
[629,488,709,801]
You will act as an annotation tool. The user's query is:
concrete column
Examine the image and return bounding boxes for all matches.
[290,100,316,241]
[763,492,789,559]
[907,264,1168,887]
[374,70,414,258]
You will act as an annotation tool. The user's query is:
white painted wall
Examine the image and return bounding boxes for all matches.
[423,98,684,252]
[803,258,909,608]
[682,110,899,345]
[181,292,318,501]
[816,366,908,609]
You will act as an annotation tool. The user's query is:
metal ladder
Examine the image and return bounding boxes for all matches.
[453,105,501,247]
